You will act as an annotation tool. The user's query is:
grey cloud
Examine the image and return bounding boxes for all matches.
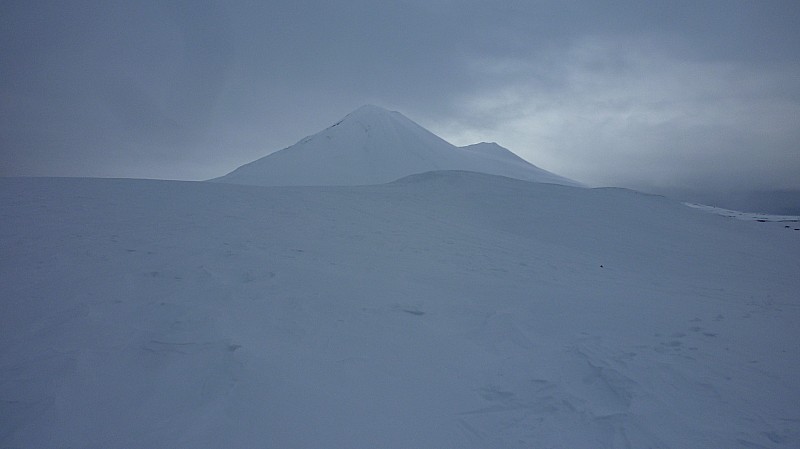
[429,37,800,192]
[1,0,799,193]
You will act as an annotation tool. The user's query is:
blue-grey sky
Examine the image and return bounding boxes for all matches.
[2,0,799,193]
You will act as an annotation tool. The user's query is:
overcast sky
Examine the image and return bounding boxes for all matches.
[2,0,799,193]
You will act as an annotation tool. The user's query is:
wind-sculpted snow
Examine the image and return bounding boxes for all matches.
[212,105,581,187]
[1,173,799,448]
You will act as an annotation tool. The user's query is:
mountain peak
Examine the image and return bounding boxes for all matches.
[351,104,394,115]
[461,142,531,165]
[212,107,581,187]
[334,104,411,127]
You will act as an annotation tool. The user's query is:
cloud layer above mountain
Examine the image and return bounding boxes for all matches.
[2,1,799,193]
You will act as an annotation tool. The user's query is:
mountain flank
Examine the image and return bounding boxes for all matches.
[212,105,580,187]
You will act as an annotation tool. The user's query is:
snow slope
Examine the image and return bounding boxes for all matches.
[2,173,799,448]
[685,202,800,224]
[212,105,580,187]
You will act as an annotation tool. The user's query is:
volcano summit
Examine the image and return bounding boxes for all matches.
[212,105,580,187]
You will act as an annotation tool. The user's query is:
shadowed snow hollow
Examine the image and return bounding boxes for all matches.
[211,105,580,186]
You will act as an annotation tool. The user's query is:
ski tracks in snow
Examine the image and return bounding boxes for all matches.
[457,335,663,449]
[457,331,795,449]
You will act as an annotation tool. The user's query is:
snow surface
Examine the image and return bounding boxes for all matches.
[685,202,800,224]
[212,105,581,187]
[2,173,799,448]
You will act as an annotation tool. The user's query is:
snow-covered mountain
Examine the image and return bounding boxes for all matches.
[2,173,798,448]
[212,105,580,186]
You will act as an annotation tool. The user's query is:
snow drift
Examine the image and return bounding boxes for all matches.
[2,173,798,448]
[212,105,580,187]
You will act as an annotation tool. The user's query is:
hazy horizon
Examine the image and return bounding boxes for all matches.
[2,1,799,212]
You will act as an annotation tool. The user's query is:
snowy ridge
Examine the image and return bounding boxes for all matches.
[211,105,581,187]
[685,202,800,223]
[2,173,798,448]
[460,141,538,167]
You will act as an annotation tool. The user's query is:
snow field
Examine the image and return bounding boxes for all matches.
[1,173,799,448]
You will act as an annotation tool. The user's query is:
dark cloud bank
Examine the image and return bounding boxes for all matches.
[2,1,799,212]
